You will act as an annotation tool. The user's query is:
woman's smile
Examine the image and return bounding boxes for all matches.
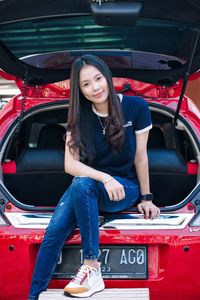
[93,91,104,98]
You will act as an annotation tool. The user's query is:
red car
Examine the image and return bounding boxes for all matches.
[0,1,200,299]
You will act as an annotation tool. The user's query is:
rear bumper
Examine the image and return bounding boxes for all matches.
[1,223,200,300]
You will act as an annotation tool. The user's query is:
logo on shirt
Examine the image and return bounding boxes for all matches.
[123,121,132,128]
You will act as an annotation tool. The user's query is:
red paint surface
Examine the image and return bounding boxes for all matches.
[2,161,16,174]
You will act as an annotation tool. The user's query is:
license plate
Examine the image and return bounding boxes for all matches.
[53,245,147,279]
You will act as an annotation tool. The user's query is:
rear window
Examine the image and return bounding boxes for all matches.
[0,15,198,61]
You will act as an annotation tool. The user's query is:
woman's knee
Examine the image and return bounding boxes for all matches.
[71,177,97,197]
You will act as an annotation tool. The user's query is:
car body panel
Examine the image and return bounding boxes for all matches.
[1,209,200,300]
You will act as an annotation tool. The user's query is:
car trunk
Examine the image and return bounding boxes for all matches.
[1,95,199,209]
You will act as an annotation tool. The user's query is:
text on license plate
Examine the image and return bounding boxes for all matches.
[54,245,147,279]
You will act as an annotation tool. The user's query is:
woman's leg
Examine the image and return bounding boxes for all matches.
[64,176,139,298]
[71,177,100,260]
[64,176,139,267]
[29,176,139,299]
[29,186,77,300]
[64,177,104,298]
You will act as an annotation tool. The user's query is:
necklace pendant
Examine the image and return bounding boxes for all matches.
[103,129,106,135]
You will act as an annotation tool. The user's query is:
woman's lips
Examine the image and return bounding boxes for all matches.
[93,91,104,98]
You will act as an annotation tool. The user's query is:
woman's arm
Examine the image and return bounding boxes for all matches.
[134,131,150,195]
[65,134,108,181]
[134,131,160,219]
[64,133,125,201]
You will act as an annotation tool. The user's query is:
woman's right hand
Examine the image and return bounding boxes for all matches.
[103,177,125,201]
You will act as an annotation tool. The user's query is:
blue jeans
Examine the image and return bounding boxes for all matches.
[28,176,139,299]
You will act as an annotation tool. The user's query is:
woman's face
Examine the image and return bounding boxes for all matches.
[79,64,109,106]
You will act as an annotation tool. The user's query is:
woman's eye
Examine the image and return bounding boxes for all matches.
[96,76,102,81]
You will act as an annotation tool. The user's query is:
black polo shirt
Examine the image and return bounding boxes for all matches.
[91,95,152,180]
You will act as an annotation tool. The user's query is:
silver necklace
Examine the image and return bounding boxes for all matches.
[98,116,109,135]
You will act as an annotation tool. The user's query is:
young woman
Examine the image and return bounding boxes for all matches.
[28,54,160,299]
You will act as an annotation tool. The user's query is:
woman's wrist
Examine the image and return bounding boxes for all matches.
[103,176,114,185]
[141,193,153,202]
[99,172,113,184]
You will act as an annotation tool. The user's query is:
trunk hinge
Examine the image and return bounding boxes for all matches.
[174,30,200,124]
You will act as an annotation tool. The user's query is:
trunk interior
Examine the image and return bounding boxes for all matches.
[1,101,199,208]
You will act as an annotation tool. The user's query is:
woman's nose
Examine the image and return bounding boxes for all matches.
[92,82,100,91]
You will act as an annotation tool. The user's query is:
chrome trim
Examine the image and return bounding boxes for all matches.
[4,212,194,230]
[102,213,194,230]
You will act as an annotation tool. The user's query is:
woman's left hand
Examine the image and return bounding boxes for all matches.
[137,201,160,220]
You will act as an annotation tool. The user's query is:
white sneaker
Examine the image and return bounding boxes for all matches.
[64,263,105,298]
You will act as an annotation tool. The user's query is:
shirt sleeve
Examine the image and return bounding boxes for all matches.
[134,98,152,134]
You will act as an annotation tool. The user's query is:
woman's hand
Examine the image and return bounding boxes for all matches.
[137,201,160,220]
[103,177,125,201]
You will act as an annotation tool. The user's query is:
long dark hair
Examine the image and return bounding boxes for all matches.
[67,54,125,164]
